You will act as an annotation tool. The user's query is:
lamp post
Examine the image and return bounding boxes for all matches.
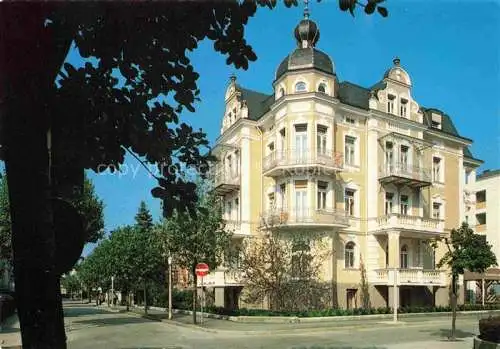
[168,253,173,320]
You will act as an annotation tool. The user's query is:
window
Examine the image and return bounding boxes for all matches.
[279,128,286,152]
[317,125,327,156]
[432,202,441,220]
[400,245,409,269]
[387,94,395,114]
[476,212,486,225]
[400,194,409,216]
[433,157,441,182]
[279,183,287,209]
[345,136,356,166]
[234,198,239,221]
[400,145,409,171]
[345,116,356,125]
[294,183,308,221]
[318,83,327,94]
[345,189,355,217]
[431,113,442,129]
[385,193,394,215]
[226,200,232,219]
[476,190,486,203]
[268,142,275,152]
[400,98,408,117]
[385,142,394,170]
[227,154,232,174]
[345,242,355,268]
[278,87,285,98]
[317,181,328,210]
[268,193,275,210]
[295,81,307,93]
[294,124,308,162]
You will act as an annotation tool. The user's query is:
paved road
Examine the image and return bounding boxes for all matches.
[1,304,484,349]
[64,305,481,349]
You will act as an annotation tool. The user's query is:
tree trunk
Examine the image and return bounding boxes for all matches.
[450,273,457,340]
[1,4,74,348]
[192,270,197,324]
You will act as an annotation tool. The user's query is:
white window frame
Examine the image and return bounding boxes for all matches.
[400,244,409,269]
[344,135,356,166]
[344,241,356,269]
[385,192,394,215]
[432,202,441,220]
[344,116,356,125]
[400,194,410,216]
[400,97,408,117]
[317,181,328,210]
[387,94,396,114]
[345,189,356,217]
[317,125,328,156]
[317,82,328,94]
[432,156,444,183]
[295,81,307,93]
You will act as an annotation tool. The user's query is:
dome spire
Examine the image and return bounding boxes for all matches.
[304,0,310,19]
[294,0,320,49]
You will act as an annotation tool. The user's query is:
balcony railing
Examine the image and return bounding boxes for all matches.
[261,207,349,228]
[372,268,446,286]
[378,162,432,187]
[211,169,240,194]
[375,213,444,234]
[263,148,343,175]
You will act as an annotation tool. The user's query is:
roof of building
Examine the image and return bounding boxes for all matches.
[477,169,500,180]
[236,85,273,121]
[276,48,335,81]
[337,82,371,110]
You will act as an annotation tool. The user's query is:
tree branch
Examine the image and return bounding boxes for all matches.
[121,146,160,180]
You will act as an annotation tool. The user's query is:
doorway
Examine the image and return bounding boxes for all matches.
[346,289,357,310]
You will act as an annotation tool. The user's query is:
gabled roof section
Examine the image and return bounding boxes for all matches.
[337,82,371,110]
[236,84,273,121]
[420,107,482,163]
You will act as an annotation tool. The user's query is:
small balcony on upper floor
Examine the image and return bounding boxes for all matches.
[263,148,343,177]
[260,207,349,230]
[211,169,240,195]
[373,213,444,236]
[378,162,432,188]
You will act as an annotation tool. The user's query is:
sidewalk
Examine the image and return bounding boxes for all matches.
[116,305,483,335]
[0,313,21,348]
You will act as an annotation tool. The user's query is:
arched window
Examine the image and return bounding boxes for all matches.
[318,83,327,94]
[295,81,307,93]
[345,242,355,268]
[278,87,285,98]
[400,244,408,269]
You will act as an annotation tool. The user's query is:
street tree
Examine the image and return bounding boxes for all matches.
[431,222,497,340]
[60,273,81,299]
[160,188,231,323]
[0,173,105,261]
[0,2,387,347]
[238,229,331,311]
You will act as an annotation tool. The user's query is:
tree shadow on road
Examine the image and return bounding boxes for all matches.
[72,316,152,328]
[420,328,476,340]
[64,307,119,318]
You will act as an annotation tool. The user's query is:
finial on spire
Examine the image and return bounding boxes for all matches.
[230,72,237,83]
[393,57,401,66]
[304,0,310,19]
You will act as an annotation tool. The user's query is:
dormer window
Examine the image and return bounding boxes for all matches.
[400,98,408,117]
[295,81,307,93]
[318,83,327,94]
[387,94,395,114]
[431,113,442,129]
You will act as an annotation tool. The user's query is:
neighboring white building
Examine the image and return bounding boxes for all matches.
[466,169,500,259]
[464,168,500,303]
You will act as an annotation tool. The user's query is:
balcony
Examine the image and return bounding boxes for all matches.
[371,268,446,286]
[263,148,343,177]
[261,207,349,229]
[374,214,444,235]
[211,170,240,195]
[378,162,432,188]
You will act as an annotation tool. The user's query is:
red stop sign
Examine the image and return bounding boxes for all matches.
[195,263,209,277]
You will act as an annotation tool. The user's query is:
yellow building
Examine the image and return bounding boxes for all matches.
[206,13,482,311]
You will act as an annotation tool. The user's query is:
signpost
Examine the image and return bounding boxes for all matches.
[195,263,209,325]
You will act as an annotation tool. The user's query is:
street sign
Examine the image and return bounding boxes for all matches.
[195,263,209,277]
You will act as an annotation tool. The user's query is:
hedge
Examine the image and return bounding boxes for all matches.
[185,303,500,317]
[479,316,500,343]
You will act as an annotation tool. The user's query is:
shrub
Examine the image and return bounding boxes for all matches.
[479,316,500,343]
[172,289,193,310]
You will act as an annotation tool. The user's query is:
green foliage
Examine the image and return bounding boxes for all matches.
[61,273,82,295]
[436,222,497,276]
[159,187,232,275]
[135,201,154,233]
[479,316,500,343]
[359,256,371,309]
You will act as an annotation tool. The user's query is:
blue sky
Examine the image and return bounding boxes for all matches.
[61,1,500,255]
